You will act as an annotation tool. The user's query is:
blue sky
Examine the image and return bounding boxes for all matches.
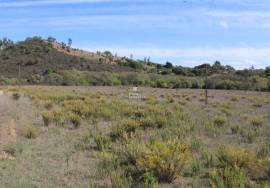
[0,0,270,69]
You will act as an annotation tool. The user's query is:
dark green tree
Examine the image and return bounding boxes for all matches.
[164,61,173,69]
[68,38,72,48]
[265,67,270,77]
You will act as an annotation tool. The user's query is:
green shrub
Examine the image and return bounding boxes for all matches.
[202,150,215,168]
[190,138,201,152]
[213,117,226,127]
[257,141,270,159]
[240,128,257,143]
[43,100,54,110]
[109,170,132,188]
[216,145,257,171]
[74,131,92,150]
[204,120,219,138]
[250,116,264,129]
[139,116,167,129]
[141,173,159,188]
[166,96,175,103]
[230,96,239,102]
[122,140,147,165]
[66,112,81,128]
[12,92,20,100]
[63,69,89,86]
[21,124,39,139]
[190,158,202,176]
[137,139,189,183]
[94,135,111,151]
[262,157,270,181]
[98,152,120,176]
[110,119,140,139]
[3,142,16,156]
[42,112,53,126]
[230,125,240,134]
[209,167,246,188]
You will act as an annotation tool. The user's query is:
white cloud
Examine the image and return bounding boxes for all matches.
[0,0,180,8]
[219,20,229,29]
[0,0,116,8]
[204,9,270,28]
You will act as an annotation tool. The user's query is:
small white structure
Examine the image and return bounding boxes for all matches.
[129,87,142,99]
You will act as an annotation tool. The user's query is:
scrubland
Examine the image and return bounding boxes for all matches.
[0,86,269,188]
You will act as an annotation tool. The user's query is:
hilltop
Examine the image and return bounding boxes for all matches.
[0,37,137,79]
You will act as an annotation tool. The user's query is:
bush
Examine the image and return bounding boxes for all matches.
[21,124,39,139]
[12,92,20,100]
[43,100,54,110]
[216,145,257,171]
[240,128,257,143]
[139,116,167,129]
[66,112,81,128]
[63,69,89,86]
[137,139,189,183]
[122,140,147,165]
[257,141,270,159]
[3,142,16,156]
[213,117,226,127]
[141,173,159,188]
[109,170,132,188]
[230,96,239,102]
[94,135,111,151]
[110,119,140,139]
[42,112,53,126]
[230,125,240,134]
[209,167,246,188]
[262,157,270,180]
[190,158,202,176]
[250,116,264,129]
[98,152,120,176]
[190,138,201,152]
[202,150,215,168]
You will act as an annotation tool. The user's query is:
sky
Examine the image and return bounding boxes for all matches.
[0,0,270,69]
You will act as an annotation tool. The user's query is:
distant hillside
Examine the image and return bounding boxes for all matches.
[0,37,135,79]
[0,36,269,91]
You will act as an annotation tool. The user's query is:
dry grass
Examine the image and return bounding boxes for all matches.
[0,86,269,187]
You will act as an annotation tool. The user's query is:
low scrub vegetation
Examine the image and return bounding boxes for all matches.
[137,139,189,183]
[20,124,39,139]
[1,86,269,187]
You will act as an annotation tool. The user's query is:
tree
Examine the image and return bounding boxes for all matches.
[68,38,72,48]
[61,42,66,49]
[265,67,270,77]
[0,40,3,50]
[172,66,187,75]
[103,51,113,57]
[192,63,211,76]
[164,61,173,69]
[212,61,222,70]
[225,65,235,72]
[0,38,13,50]
[47,36,56,43]
[268,78,270,91]
[147,57,151,64]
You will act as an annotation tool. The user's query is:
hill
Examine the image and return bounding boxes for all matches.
[0,36,269,91]
[0,37,135,79]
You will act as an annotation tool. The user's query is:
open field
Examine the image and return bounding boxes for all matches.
[0,86,269,188]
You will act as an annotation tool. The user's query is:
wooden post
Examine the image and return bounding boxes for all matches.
[18,63,21,87]
[18,64,21,80]
[205,64,208,105]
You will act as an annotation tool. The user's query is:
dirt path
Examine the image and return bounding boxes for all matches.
[0,91,18,160]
